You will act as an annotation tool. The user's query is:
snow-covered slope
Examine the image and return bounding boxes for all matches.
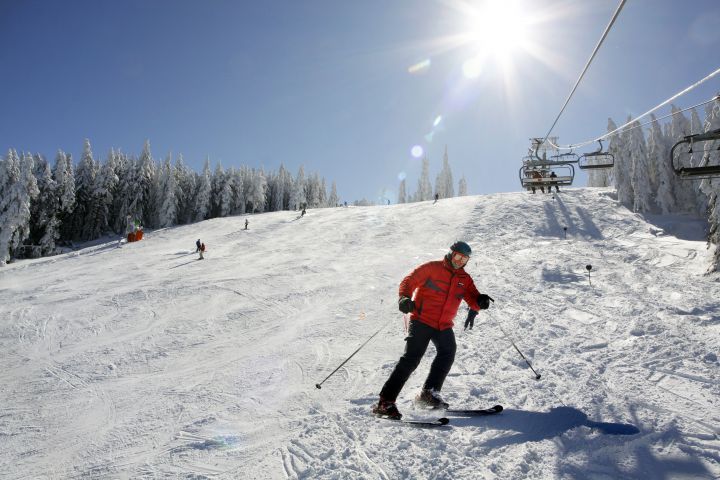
[1,188,719,479]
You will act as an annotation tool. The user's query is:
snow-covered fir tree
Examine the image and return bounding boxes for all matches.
[628,120,653,213]
[614,117,634,207]
[648,115,676,214]
[52,150,75,241]
[29,154,60,257]
[174,154,196,225]
[72,139,98,240]
[0,150,39,264]
[289,165,306,210]
[245,168,267,213]
[328,181,339,207]
[157,155,178,228]
[137,140,158,227]
[458,176,468,196]
[86,153,118,239]
[416,157,432,202]
[398,179,407,204]
[434,146,454,199]
[194,158,212,222]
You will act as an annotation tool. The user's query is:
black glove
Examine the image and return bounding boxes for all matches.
[398,296,415,314]
[477,294,494,310]
[464,309,478,330]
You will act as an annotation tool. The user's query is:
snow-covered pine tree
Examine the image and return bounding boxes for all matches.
[0,150,39,264]
[137,140,158,228]
[157,154,178,228]
[306,173,321,208]
[229,167,246,215]
[398,179,407,204]
[219,165,233,217]
[30,154,60,257]
[289,165,306,210]
[116,152,142,234]
[194,158,212,222]
[246,168,267,213]
[52,150,75,242]
[328,181,339,207]
[628,120,653,213]
[669,105,697,212]
[613,117,634,207]
[210,162,226,218]
[86,154,119,239]
[416,157,432,202]
[441,146,454,198]
[690,108,710,215]
[275,164,292,211]
[72,139,98,240]
[458,176,468,196]
[699,98,720,273]
[174,154,196,224]
[318,177,328,208]
[649,115,676,214]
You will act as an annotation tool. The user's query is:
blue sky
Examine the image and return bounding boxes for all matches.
[2,0,719,203]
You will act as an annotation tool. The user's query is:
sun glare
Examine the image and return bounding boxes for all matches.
[467,1,530,61]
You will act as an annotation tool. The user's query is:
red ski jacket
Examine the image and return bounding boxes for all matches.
[399,256,482,331]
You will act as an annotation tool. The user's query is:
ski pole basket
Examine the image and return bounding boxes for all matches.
[670,128,720,179]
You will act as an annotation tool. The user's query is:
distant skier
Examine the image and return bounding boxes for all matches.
[245,219,249,230]
[372,241,494,419]
[195,239,201,252]
[199,242,206,260]
[433,193,439,204]
[301,207,306,217]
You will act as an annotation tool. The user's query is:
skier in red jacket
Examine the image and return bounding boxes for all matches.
[373,241,494,419]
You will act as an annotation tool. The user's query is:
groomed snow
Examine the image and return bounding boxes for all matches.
[1,188,719,479]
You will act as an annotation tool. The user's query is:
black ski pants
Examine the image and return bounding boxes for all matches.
[380,319,456,402]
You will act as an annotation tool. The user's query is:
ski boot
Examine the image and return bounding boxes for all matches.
[414,389,449,410]
[372,397,402,420]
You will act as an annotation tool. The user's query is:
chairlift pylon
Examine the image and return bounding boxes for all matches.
[670,128,720,179]
[579,140,615,170]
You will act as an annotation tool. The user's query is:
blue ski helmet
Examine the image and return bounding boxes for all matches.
[450,241,471,257]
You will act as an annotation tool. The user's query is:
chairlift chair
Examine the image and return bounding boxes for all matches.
[670,128,720,178]
[519,163,575,191]
[548,151,580,165]
[579,140,615,170]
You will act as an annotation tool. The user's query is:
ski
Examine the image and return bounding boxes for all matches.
[445,404,503,416]
[375,415,450,427]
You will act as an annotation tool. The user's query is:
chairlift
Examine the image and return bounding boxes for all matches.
[579,140,615,170]
[519,163,575,191]
[670,128,720,178]
[548,151,580,165]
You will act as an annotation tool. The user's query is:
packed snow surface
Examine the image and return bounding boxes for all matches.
[2,188,719,479]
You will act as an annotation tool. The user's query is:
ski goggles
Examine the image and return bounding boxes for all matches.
[451,251,469,265]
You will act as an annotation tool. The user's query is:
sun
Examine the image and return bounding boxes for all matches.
[466,0,531,63]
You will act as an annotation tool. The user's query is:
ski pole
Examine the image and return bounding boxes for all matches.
[315,319,391,389]
[498,325,541,380]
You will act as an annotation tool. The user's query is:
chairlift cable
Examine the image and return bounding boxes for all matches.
[537,0,627,153]
[549,69,720,151]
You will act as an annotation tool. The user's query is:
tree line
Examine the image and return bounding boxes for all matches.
[587,99,720,272]
[0,139,339,265]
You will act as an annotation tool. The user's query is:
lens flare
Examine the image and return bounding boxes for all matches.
[398,171,407,181]
[411,145,424,158]
[433,115,443,127]
[408,59,431,74]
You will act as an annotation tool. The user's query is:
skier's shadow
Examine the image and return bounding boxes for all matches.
[452,406,639,447]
